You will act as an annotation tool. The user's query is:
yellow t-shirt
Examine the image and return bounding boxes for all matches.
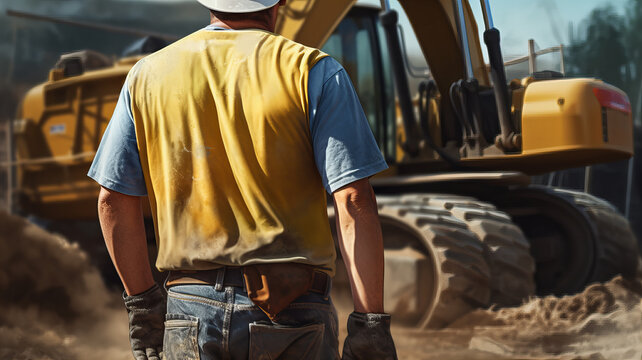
[127,29,335,273]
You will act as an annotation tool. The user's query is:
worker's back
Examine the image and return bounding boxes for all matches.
[127,28,335,272]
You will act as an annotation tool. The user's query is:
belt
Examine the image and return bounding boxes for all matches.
[165,266,332,295]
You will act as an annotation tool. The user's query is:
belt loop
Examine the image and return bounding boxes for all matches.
[163,272,171,292]
[324,275,332,298]
[215,267,226,292]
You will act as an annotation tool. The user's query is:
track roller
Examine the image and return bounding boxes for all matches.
[495,186,639,296]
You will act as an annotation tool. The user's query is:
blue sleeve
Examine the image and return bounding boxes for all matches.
[308,57,388,194]
[87,81,147,196]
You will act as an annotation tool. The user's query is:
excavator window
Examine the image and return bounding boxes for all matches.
[322,7,396,162]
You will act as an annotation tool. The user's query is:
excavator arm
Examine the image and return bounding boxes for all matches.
[275,0,358,50]
[276,0,489,95]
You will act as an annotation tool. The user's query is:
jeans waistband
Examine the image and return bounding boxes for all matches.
[165,265,332,296]
[166,267,245,291]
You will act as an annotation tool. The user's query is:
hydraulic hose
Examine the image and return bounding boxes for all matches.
[419,80,461,168]
[380,10,421,157]
[484,28,517,149]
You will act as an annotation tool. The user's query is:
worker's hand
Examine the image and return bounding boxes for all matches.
[123,283,166,360]
[342,312,398,360]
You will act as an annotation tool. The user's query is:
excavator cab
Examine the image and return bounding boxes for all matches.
[319,5,397,162]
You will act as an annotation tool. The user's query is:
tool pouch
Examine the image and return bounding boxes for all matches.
[242,263,315,320]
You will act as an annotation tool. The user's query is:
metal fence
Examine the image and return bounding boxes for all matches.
[503,39,565,80]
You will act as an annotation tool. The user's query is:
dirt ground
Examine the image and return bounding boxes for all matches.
[1,211,641,360]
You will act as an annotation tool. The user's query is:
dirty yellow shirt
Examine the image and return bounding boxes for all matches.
[127,29,335,272]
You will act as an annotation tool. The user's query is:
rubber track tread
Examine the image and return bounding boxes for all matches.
[391,194,536,307]
[541,187,639,281]
[377,203,492,328]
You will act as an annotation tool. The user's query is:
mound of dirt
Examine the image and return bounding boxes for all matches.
[0,211,130,360]
[390,276,642,360]
[450,276,642,359]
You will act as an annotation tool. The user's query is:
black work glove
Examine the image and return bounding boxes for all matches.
[123,283,166,360]
[342,312,398,360]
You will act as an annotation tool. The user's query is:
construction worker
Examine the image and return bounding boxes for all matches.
[88,0,397,359]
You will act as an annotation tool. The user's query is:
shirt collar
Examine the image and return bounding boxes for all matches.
[204,24,232,31]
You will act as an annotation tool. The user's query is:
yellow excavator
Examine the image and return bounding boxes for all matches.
[6,0,639,328]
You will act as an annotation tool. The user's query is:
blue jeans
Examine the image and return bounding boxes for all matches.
[163,283,340,360]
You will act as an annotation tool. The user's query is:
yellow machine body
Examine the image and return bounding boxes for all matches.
[447,78,634,174]
[14,58,139,219]
[278,0,633,173]
[519,78,632,167]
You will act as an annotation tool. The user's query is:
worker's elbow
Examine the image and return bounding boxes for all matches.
[333,178,377,215]
[97,187,136,214]
[97,187,113,211]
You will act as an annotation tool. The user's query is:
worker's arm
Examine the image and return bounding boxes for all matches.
[333,178,384,313]
[90,80,162,359]
[334,178,397,360]
[98,186,165,360]
[97,186,154,295]
[308,57,395,358]
[91,81,152,296]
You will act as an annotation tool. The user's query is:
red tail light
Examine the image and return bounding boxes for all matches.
[592,87,631,114]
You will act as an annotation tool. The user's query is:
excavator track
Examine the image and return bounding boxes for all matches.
[392,194,536,307]
[553,188,639,282]
[495,186,639,295]
[330,196,493,329]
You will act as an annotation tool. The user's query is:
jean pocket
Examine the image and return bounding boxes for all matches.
[249,322,324,360]
[163,314,200,360]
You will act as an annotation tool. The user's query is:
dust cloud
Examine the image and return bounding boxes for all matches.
[2,209,642,360]
[394,276,642,360]
[0,211,130,360]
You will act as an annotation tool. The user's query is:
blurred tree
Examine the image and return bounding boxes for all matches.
[566,6,629,91]
[626,0,642,119]
[563,0,642,242]
[566,0,642,123]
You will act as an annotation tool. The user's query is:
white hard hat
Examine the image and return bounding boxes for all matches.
[197,0,280,13]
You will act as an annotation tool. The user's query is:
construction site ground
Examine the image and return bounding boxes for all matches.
[1,211,641,360]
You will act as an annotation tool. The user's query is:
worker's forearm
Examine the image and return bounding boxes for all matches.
[98,187,154,296]
[334,181,384,314]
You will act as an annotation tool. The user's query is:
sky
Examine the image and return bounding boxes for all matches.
[372,0,627,71]
[0,0,628,76]
[116,0,628,57]
[479,0,627,57]
[3,0,626,60]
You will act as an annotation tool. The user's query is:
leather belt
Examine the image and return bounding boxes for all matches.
[166,267,245,288]
[166,266,332,296]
